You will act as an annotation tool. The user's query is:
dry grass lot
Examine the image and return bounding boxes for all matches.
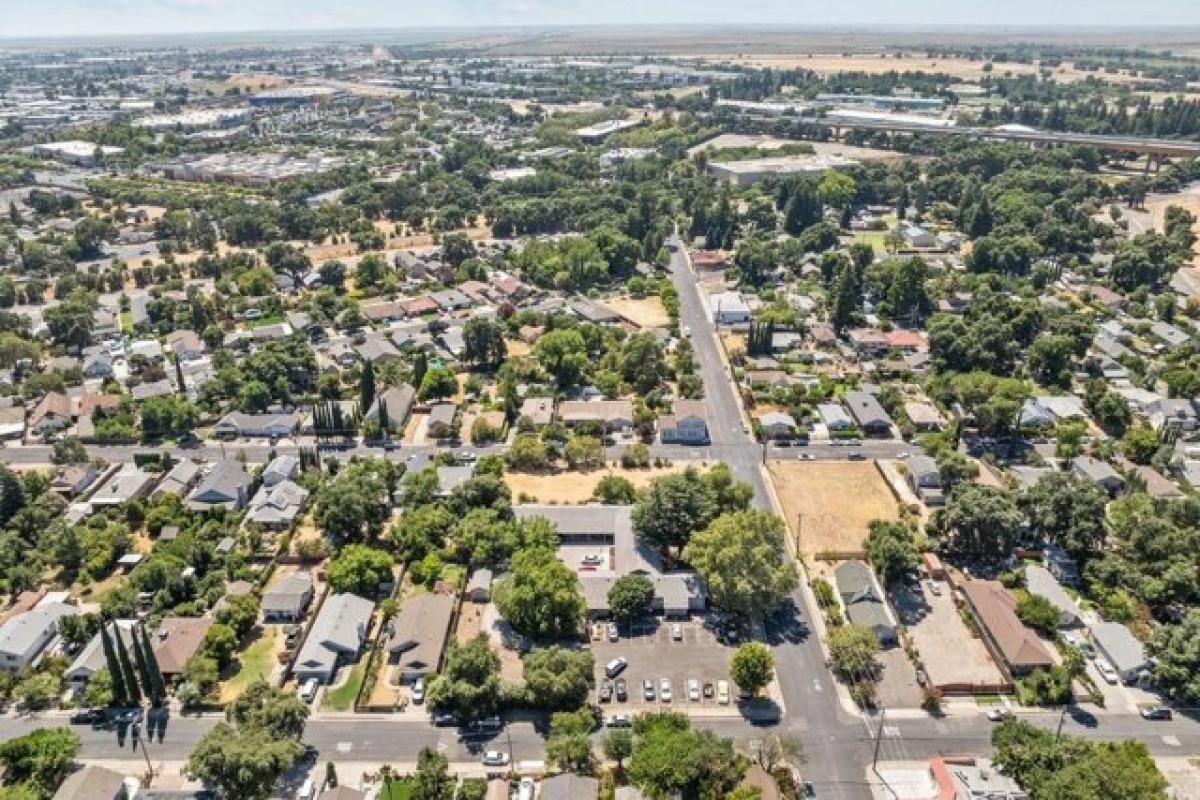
[768,461,900,559]
[602,296,672,328]
[505,465,692,504]
[1147,190,1200,267]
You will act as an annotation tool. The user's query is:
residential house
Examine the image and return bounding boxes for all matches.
[903,401,945,431]
[834,561,898,647]
[901,223,938,249]
[356,335,403,364]
[540,774,599,800]
[906,455,944,506]
[0,601,76,672]
[364,385,416,434]
[709,291,751,324]
[262,573,315,622]
[1149,321,1191,349]
[759,411,797,440]
[28,391,73,438]
[578,573,705,619]
[558,400,634,432]
[82,352,114,378]
[658,400,709,444]
[436,465,474,497]
[65,620,137,687]
[90,466,158,509]
[293,593,374,685]
[1024,566,1083,628]
[817,402,854,432]
[1071,456,1125,495]
[186,460,252,512]
[261,454,299,487]
[518,397,554,427]
[844,391,893,436]
[165,330,206,361]
[246,480,309,529]
[212,412,301,439]
[152,459,200,499]
[149,617,214,677]
[385,592,456,683]
[466,569,493,602]
[52,765,129,800]
[51,465,101,499]
[1089,620,1151,684]
[426,403,458,439]
[130,379,175,402]
[960,580,1054,678]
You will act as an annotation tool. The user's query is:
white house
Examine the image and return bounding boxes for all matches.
[0,601,76,672]
[659,400,709,444]
[709,291,751,325]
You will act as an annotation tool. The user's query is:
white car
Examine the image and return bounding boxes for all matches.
[670,623,683,641]
[481,750,510,767]
[411,678,425,704]
[1096,661,1120,685]
[716,680,730,705]
[607,623,619,642]
[688,678,701,702]
[986,708,1012,722]
[927,580,943,597]
[682,325,691,336]
[660,678,672,702]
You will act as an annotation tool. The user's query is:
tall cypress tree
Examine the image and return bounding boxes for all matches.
[129,626,154,705]
[99,621,129,707]
[378,400,390,436]
[114,629,142,705]
[139,625,167,706]
[174,354,186,395]
[360,359,376,412]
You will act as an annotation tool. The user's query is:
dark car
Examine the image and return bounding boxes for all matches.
[432,711,457,726]
[116,708,143,724]
[1141,707,1173,721]
[642,679,656,701]
[70,709,102,725]
[703,682,715,699]
[614,678,628,702]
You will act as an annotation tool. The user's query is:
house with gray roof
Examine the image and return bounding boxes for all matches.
[152,459,200,499]
[436,465,474,497]
[385,592,456,683]
[1149,321,1191,348]
[540,773,599,800]
[0,601,76,672]
[1089,620,1151,684]
[466,568,493,602]
[52,764,129,800]
[262,572,314,622]
[245,479,308,529]
[759,411,797,440]
[817,402,853,431]
[293,593,374,684]
[1071,456,1124,495]
[834,561,897,647]
[906,455,944,506]
[844,391,893,436]
[1024,565,1083,629]
[364,385,415,434]
[186,459,252,512]
[261,454,299,487]
[89,466,158,510]
[66,619,137,687]
[212,412,300,439]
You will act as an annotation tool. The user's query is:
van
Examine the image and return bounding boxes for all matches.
[605,657,628,678]
[296,778,316,800]
[298,678,319,703]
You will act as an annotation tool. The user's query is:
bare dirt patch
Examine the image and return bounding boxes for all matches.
[505,464,693,504]
[1146,187,1200,267]
[768,461,901,559]
[602,296,671,328]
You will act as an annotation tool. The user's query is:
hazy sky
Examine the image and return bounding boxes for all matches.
[4,0,1200,38]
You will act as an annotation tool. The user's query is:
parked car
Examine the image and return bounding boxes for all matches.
[660,678,672,702]
[605,657,628,678]
[298,678,319,703]
[803,781,817,798]
[115,708,143,724]
[642,679,656,701]
[1096,661,1120,685]
[985,708,1012,722]
[614,678,628,702]
[481,750,510,766]
[432,711,457,726]
[516,778,536,800]
[927,580,943,597]
[606,713,633,728]
[717,680,730,705]
[599,681,613,703]
[607,623,619,642]
[671,623,683,641]
[411,678,425,704]
[1141,707,1172,721]
[703,681,715,699]
[70,709,102,725]
[688,678,701,702]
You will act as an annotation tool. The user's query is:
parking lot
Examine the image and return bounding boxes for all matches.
[589,617,738,713]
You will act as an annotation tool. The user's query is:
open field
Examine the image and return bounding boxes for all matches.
[504,464,693,504]
[768,461,901,559]
[1147,186,1200,267]
[602,295,671,328]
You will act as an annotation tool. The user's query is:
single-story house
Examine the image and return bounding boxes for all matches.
[261,454,299,487]
[364,385,416,434]
[834,560,898,647]
[817,403,854,432]
[245,479,309,529]
[293,593,374,685]
[152,459,200,499]
[90,466,158,509]
[186,460,252,512]
[518,397,554,427]
[906,455,944,506]
[759,411,797,440]
[961,580,1054,678]
[540,774,599,800]
[52,764,129,800]
[65,620,137,687]
[51,465,101,499]
[558,399,634,432]
[1071,456,1125,495]
[28,391,73,437]
[0,601,76,672]
[659,399,709,444]
[212,412,301,439]
[709,291,751,325]
[844,391,893,436]
[149,616,214,677]
[436,465,474,497]
[903,401,945,431]
[466,569,493,602]
[1024,565,1083,629]
[385,592,456,683]
[425,403,457,439]
[262,572,314,622]
[1089,620,1151,685]
[579,573,706,619]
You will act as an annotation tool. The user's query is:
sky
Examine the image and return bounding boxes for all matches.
[3,0,1200,39]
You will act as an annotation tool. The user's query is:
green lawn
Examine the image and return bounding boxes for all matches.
[851,230,889,255]
[321,659,368,711]
[120,311,133,333]
[220,627,278,702]
[246,312,284,329]
[381,780,413,800]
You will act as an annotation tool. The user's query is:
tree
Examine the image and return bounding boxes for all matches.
[114,625,141,705]
[1120,425,1159,465]
[607,574,655,624]
[0,727,79,797]
[632,468,717,554]
[1148,610,1200,704]
[818,171,856,212]
[827,624,879,679]
[99,621,129,707]
[1027,335,1075,388]
[1020,473,1108,563]
[534,329,588,387]
[139,625,167,706]
[682,510,797,621]
[523,646,595,710]
[829,258,863,333]
[603,728,634,768]
[360,359,376,412]
[621,332,667,394]
[885,257,932,323]
[14,672,60,711]
[865,520,918,587]
[410,747,453,800]
[50,438,88,466]
[493,548,585,638]
[729,642,774,696]
[545,708,596,772]
[225,682,310,741]
[83,668,114,709]
[314,459,394,542]
[932,484,1021,561]
[418,365,458,401]
[326,545,393,597]
[1017,593,1061,636]
[462,318,507,370]
[506,434,550,471]
[187,722,303,800]
[594,474,637,505]
[202,623,238,670]
[627,712,745,799]
[564,435,604,470]
[426,635,502,722]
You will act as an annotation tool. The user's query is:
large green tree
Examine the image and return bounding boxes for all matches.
[426,634,502,722]
[522,646,595,710]
[494,548,586,638]
[682,510,797,621]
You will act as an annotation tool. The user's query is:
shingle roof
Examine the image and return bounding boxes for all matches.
[962,580,1053,672]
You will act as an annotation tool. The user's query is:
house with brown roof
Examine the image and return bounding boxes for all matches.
[659,400,709,444]
[960,580,1053,679]
[558,399,634,432]
[385,592,456,683]
[29,391,73,438]
[149,617,214,677]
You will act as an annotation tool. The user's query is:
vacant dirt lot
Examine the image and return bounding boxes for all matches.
[602,296,671,328]
[768,461,900,559]
[505,465,693,504]
[891,583,1005,691]
[1147,188,1200,267]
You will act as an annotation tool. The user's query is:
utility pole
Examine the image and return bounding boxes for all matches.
[1055,706,1068,742]
[871,708,886,769]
